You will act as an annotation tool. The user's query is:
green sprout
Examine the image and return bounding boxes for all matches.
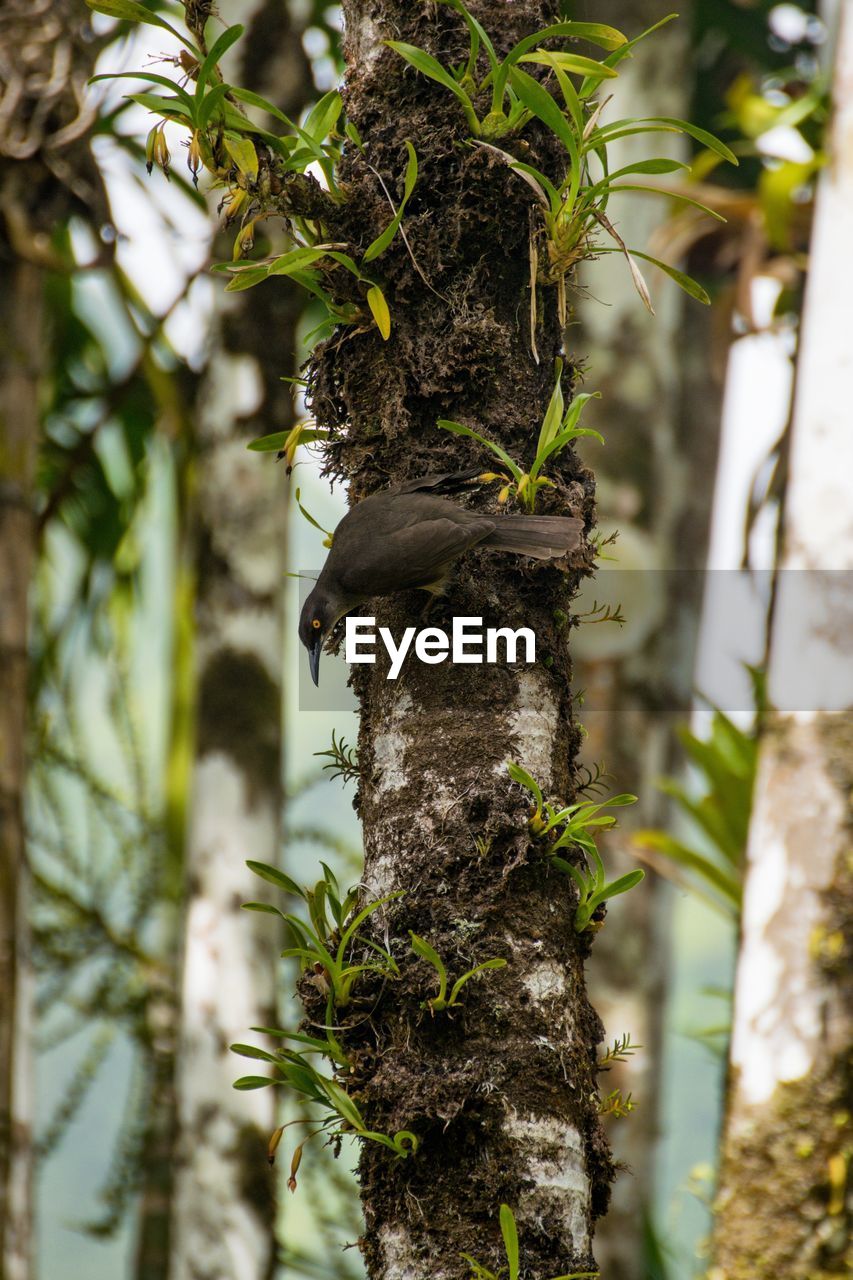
[243,859,400,1007]
[439,358,602,511]
[314,730,360,785]
[409,933,507,1013]
[597,1088,637,1119]
[598,1031,642,1070]
[507,763,643,932]
[461,1203,599,1280]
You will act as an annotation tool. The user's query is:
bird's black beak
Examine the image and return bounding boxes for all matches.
[308,634,322,687]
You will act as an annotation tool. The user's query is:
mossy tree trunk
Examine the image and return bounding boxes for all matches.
[711,10,853,1276]
[301,3,615,1276]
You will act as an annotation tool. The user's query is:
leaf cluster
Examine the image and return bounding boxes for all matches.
[409,933,507,1013]
[85,4,415,341]
[243,859,400,1007]
[507,763,642,932]
[438,358,602,510]
[389,3,737,317]
[633,700,759,916]
[232,1038,417,1158]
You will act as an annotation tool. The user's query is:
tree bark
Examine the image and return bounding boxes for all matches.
[170,4,313,1277]
[303,3,615,1275]
[0,260,41,1280]
[711,9,853,1276]
[0,3,106,1272]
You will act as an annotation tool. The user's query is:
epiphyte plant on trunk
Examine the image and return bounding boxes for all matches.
[390,1,737,322]
[409,933,508,1013]
[88,0,735,345]
[507,763,643,932]
[85,3,415,340]
[236,860,418,1168]
[439,356,603,510]
[461,1203,599,1280]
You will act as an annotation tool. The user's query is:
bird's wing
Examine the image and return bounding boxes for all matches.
[393,467,484,496]
[333,515,496,597]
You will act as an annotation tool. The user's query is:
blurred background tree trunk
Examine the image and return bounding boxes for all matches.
[572,4,725,1275]
[712,9,853,1275]
[170,3,314,1277]
[0,3,106,1272]
[0,260,41,1280]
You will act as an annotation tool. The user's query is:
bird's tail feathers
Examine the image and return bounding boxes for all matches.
[483,514,582,560]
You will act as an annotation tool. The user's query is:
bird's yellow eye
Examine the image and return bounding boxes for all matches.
[312,618,321,630]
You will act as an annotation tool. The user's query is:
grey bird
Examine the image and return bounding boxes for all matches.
[298,469,582,685]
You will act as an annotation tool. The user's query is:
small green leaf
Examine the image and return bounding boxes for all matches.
[508,67,579,158]
[320,1078,365,1130]
[223,266,270,293]
[246,860,303,896]
[196,24,243,99]
[90,71,195,113]
[500,1205,520,1280]
[303,89,343,144]
[128,91,193,121]
[224,133,258,181]
[506,761,543,813]
[641,116,738,165]
[230,1043,277,1062]
[233,1075,276,1090]
[437,420,522,481]
[519,51,618,79]
[598,248,711,305]
[367,284,392,339]
[197,82,230,129]
[409,933,447,984]
[267,247,335,277]
[85,0,197,51]
[229,85,293,128]
[386,40,480,133]
[241,901,286,917]
[363,141,418,263]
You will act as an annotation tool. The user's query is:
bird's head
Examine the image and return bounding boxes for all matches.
[298,584,342,687]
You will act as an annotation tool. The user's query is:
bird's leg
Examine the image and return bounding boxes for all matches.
[418,579,447,619]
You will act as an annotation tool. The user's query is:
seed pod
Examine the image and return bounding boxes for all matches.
[187,131,202,187]
[267,1125,284,1166]
[233,219,257,260]
[151,126,171,179]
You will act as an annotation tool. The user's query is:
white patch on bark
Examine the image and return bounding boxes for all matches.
[373,690,413,793]
[507,672,559,789]
[379,1223,452,1280]
[729,717,845,1107]
[505,1113,591,1256]
[348,13,386,76]
[522,960,567,1005]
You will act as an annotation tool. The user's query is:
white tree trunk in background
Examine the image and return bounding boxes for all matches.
[712,9,853,1276]
[573,8,719,1275]
[171,352,286,1280]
